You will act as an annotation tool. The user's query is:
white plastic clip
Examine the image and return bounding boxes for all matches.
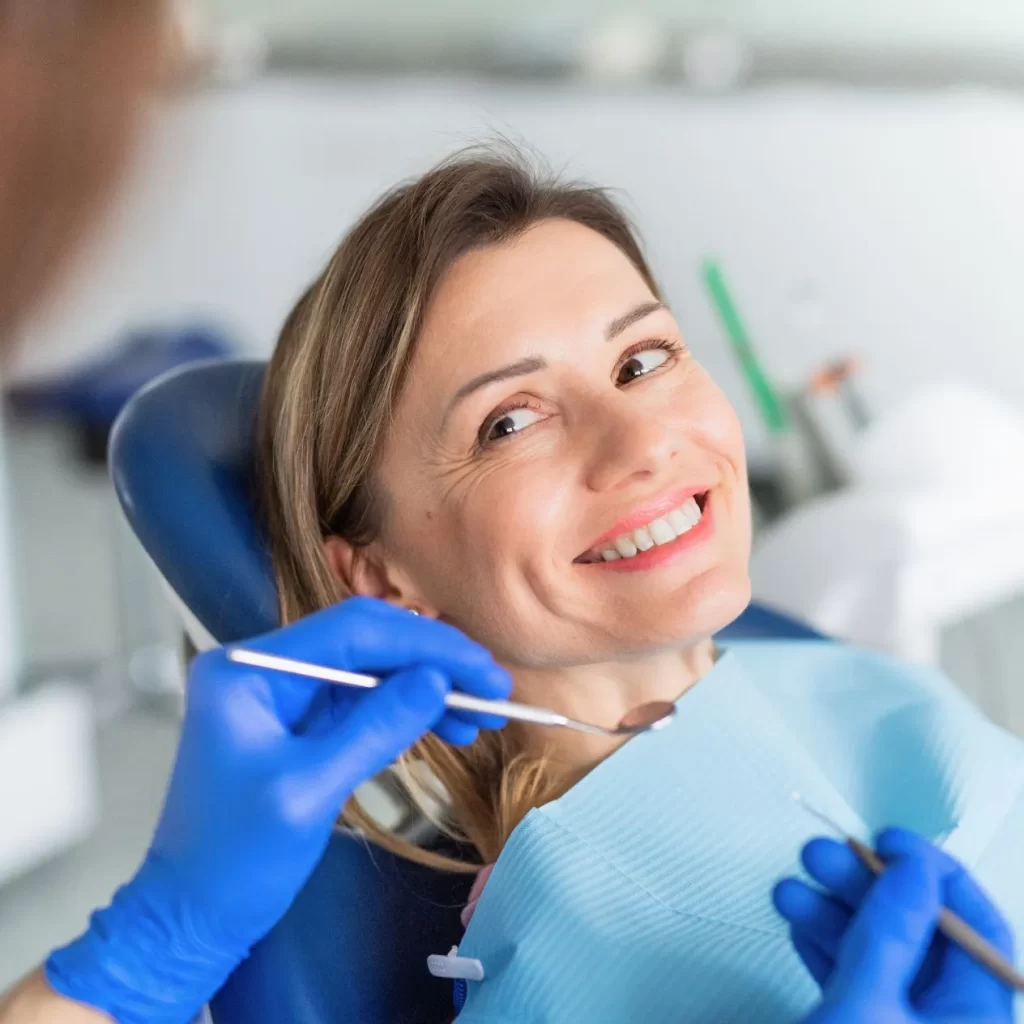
[427,945,485,982]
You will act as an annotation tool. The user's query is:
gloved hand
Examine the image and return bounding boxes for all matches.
[46,598,511,1024]
[774,828,1016,1024]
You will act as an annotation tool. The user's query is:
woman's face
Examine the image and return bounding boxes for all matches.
[370,218,751,669]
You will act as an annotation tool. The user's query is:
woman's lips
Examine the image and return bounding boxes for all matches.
[580,485,711,556]
[577,492,714,572]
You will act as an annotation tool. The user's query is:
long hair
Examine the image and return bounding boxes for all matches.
[258,146,661,870]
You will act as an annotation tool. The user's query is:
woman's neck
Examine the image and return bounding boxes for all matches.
[510,638,718,779]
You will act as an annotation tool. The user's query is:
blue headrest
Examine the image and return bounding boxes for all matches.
[109,359,278,644]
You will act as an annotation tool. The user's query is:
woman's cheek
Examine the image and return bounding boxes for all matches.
[496,465,563,539]
[685,372,746,465]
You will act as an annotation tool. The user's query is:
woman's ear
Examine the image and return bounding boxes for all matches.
[324,535,388,599]
[323,535,434,615]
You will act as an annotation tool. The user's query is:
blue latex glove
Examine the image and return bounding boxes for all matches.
[46,598,511,1024]
[774,828,1016,1024]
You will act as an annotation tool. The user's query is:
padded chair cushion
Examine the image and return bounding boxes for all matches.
[110,360,277,644]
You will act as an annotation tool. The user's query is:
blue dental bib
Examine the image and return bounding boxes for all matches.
[454,641,1024,1023]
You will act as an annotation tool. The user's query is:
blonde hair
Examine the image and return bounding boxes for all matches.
[258,147,661,871]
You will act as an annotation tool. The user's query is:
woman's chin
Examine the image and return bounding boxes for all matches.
[661,564,752,642]
[479,565,752,668]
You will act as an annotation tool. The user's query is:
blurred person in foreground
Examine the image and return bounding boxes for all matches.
[0,4,1016,1023]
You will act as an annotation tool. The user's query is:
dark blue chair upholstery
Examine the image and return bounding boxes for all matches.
[10,326,235,435]
[716,602,823,642]
[110,359,277,644]
[109,358,823,1024]
[211,834,474,1024]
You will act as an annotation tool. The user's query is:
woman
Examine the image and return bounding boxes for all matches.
[257,148,1024,1022]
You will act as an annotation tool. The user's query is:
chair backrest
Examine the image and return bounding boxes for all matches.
[716,601,823,642]
[109,358,823,1024]
[110,359,277,645]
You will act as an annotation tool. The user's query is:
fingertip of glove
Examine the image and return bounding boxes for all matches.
[873,826,924,858]
[770,876,819,925]
[800,836,852,876]
[479,663,513,699]
[417,664,453,694]
[771,877,809,919]
[433,716,481,747]
[391,665,451,714]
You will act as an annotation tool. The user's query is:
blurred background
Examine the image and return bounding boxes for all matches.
[5,0,1024,989]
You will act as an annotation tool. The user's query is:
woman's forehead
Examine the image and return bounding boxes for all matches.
[416,220,657,369]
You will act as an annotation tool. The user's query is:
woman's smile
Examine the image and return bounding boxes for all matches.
[575,488,715,573]
[574,485,712,563]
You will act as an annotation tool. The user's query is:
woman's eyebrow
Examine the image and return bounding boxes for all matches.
[442,356,547,430]
[605,300,666,340]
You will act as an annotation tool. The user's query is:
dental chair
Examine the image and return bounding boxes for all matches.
[109,359,824,1024]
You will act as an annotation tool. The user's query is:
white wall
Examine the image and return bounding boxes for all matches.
[15,77,1024,462]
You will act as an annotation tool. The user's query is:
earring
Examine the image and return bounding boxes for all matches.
[408,608,420,617]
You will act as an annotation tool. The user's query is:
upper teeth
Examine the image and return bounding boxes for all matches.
[598,497,703,562]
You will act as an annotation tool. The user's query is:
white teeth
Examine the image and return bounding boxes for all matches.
[648,517,675,545]
[632,526,655,551]
[588,495,706,564]
[614,535,639,558]
[667,509,689,534]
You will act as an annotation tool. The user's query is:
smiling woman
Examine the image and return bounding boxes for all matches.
[256,146,1024,1023]
[258,148,752,870]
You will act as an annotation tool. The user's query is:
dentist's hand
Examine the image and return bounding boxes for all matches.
[45,598,510,1024]
[775,829,1016,1024]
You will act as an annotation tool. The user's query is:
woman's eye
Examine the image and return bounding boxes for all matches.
[617,346,672,385]
[483,405,543,443]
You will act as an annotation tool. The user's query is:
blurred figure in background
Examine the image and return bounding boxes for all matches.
[0,1,169,342]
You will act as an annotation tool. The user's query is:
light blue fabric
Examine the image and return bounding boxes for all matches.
[455,641,1024,1023]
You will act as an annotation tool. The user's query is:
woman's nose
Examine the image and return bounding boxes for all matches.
[582,402,680,493]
